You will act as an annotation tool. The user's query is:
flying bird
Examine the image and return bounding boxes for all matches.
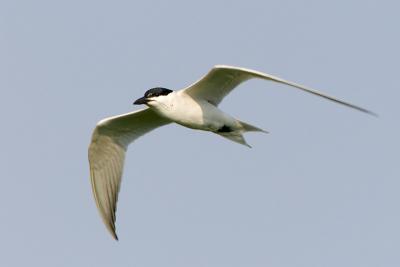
[88,65,375,240]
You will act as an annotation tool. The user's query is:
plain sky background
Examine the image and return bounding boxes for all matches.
[1,0,399,266]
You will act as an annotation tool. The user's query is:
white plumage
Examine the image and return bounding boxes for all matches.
[89,65,375,240]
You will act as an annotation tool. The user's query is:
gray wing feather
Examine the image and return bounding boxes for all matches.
[88,108,171,240]
[183,65,376,115]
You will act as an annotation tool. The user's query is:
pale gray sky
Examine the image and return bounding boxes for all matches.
[1,0,399,266]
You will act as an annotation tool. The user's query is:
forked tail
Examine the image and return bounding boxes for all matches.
[218,120,267,148]
[238,120,268,133]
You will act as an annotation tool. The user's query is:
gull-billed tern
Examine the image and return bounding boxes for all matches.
[89,65,375,240]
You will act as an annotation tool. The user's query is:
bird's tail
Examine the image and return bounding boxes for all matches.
[238,120,268,134]
[219,132,252,148]
[218,120,267,148]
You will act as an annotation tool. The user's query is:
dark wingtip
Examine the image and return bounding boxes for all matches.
[356,106,378,117]
[330,98,378,118]
[367,110,379,118]
[111,230,119,241]
[107,221,119,241]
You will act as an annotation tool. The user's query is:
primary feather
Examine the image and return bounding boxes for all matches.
[89,108,170,239]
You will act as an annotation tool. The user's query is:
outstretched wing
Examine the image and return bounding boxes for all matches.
[88,108,171,240]
[183,65,376,115]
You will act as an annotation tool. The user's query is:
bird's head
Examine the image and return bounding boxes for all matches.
[133,87,174,107]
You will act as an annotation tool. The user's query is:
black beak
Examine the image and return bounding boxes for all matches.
[133,96,148,105]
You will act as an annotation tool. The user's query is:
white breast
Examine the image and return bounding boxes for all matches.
[152,91,236,131]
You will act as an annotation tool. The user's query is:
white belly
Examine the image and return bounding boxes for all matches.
[153,93,237,132]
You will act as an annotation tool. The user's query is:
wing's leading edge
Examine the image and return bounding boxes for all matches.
[183,65,376,116]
